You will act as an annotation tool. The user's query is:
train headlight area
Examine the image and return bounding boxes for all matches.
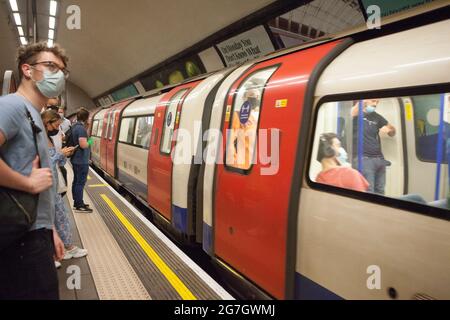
[0,0,449,304]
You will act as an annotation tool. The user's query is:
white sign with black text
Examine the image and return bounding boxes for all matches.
[216,26,274,67]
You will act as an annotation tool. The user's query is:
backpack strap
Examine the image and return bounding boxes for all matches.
[24,106,41,167]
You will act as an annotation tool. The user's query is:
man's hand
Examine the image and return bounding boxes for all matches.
[53,228,65,261]
[27,156,53,194]
[381,124,396,137]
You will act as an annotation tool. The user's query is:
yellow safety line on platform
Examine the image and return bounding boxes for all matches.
[100,194,197,300]
[89,184,107,188]
[87,175,92,180]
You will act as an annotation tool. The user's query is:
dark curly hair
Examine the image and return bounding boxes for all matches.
[317,132,338,162]
[16,41,69,79]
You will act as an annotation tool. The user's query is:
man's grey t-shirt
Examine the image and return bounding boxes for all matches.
[0,94,55,230]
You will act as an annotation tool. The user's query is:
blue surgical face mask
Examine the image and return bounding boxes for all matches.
[365,105,376,113]
[34,69,66,98]
[337,147,348,165]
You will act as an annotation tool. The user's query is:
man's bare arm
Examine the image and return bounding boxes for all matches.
[380,124,396,137]
[0,131,53,193]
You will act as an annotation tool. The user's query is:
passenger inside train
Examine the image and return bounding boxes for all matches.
[316,132,369,192]
[351,98,396,195]
[310,93,450,210]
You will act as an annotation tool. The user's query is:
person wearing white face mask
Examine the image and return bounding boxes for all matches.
[336,145,351,167]
[0,41,69,299]
[58,106,71,135]
[351,99,396,195]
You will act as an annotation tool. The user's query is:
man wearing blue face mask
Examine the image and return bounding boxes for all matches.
[351,99,396,195]
[0,42,68,299]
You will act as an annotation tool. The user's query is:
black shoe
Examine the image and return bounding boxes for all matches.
[73,203,90,209]
[74,205,93,213]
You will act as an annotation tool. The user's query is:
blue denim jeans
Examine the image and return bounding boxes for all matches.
[72,163,89,207]
[354,157,387,195]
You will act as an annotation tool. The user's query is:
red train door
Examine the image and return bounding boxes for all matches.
[147,81,200,222]
[213,41,342,299]
[100,107,111,172]
[105,100,133,177]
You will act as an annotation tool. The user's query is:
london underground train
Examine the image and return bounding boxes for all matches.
[86,9,450,300]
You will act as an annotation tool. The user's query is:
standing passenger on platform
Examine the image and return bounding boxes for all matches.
[58,105,71,134]
[0,42,67,299]
[41,110,88,265]
[70,107,93,213]
[47,99,69,187]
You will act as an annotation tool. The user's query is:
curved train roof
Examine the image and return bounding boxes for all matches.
[251,1,449,67]
[93,108,108,120]
[315,19,450,97]
[122,95,162,117]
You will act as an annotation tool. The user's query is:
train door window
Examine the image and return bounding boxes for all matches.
[108,110,116,140]
[91,120,99,137]
[97,117,104,138]
[308,92,450,212]
[225,66,277,171]
[160,89,187,154]
[134,116,154,149]
[119,117,135,144]
[104,112,111,139]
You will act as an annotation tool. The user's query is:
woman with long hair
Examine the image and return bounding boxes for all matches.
[41,110,88,266]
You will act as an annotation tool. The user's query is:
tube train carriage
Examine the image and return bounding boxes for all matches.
[86,12,450,300]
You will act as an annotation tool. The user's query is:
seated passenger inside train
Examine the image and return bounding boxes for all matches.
[311,93,450,211]
[316,132,369,192]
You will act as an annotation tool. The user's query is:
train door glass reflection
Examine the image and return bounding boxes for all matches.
[97,118,104,137]
[225,66,277,171]
[160,89,187,154]
[91,120,99,137]
[309,92,450,212]
[108,110,118,140]
[105,112,112,139]
[134,116,153,149]
[119,117,135,144]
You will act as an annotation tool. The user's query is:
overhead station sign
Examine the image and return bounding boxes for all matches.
[360,0,435,17]
[216,26,275,67]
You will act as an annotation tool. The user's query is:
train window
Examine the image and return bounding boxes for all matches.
[97,118,104,138]
[108,111,117,140]
[225,66,277,171]
[134,116,153,149]
[119,117,135,144]
[412,94,450,164]
[104,112,111,139]
[91,120,99,137]
[309,93,450,211]
[160,89,187,154]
